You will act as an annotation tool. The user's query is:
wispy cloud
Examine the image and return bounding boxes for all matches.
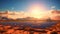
[51,6,56,9]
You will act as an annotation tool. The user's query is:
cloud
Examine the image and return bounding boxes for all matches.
[0,10,49,19]
[49,10,60,20]
[51,6,56,9]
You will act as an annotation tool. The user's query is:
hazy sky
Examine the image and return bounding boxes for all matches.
[0,0,60,11]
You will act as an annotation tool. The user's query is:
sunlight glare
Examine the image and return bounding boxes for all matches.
[29,4,46,18]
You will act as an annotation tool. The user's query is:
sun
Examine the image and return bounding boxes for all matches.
[29,5,45,18]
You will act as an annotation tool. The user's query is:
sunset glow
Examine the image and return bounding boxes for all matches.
[29,4,47,18]
[0,0,60,34]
